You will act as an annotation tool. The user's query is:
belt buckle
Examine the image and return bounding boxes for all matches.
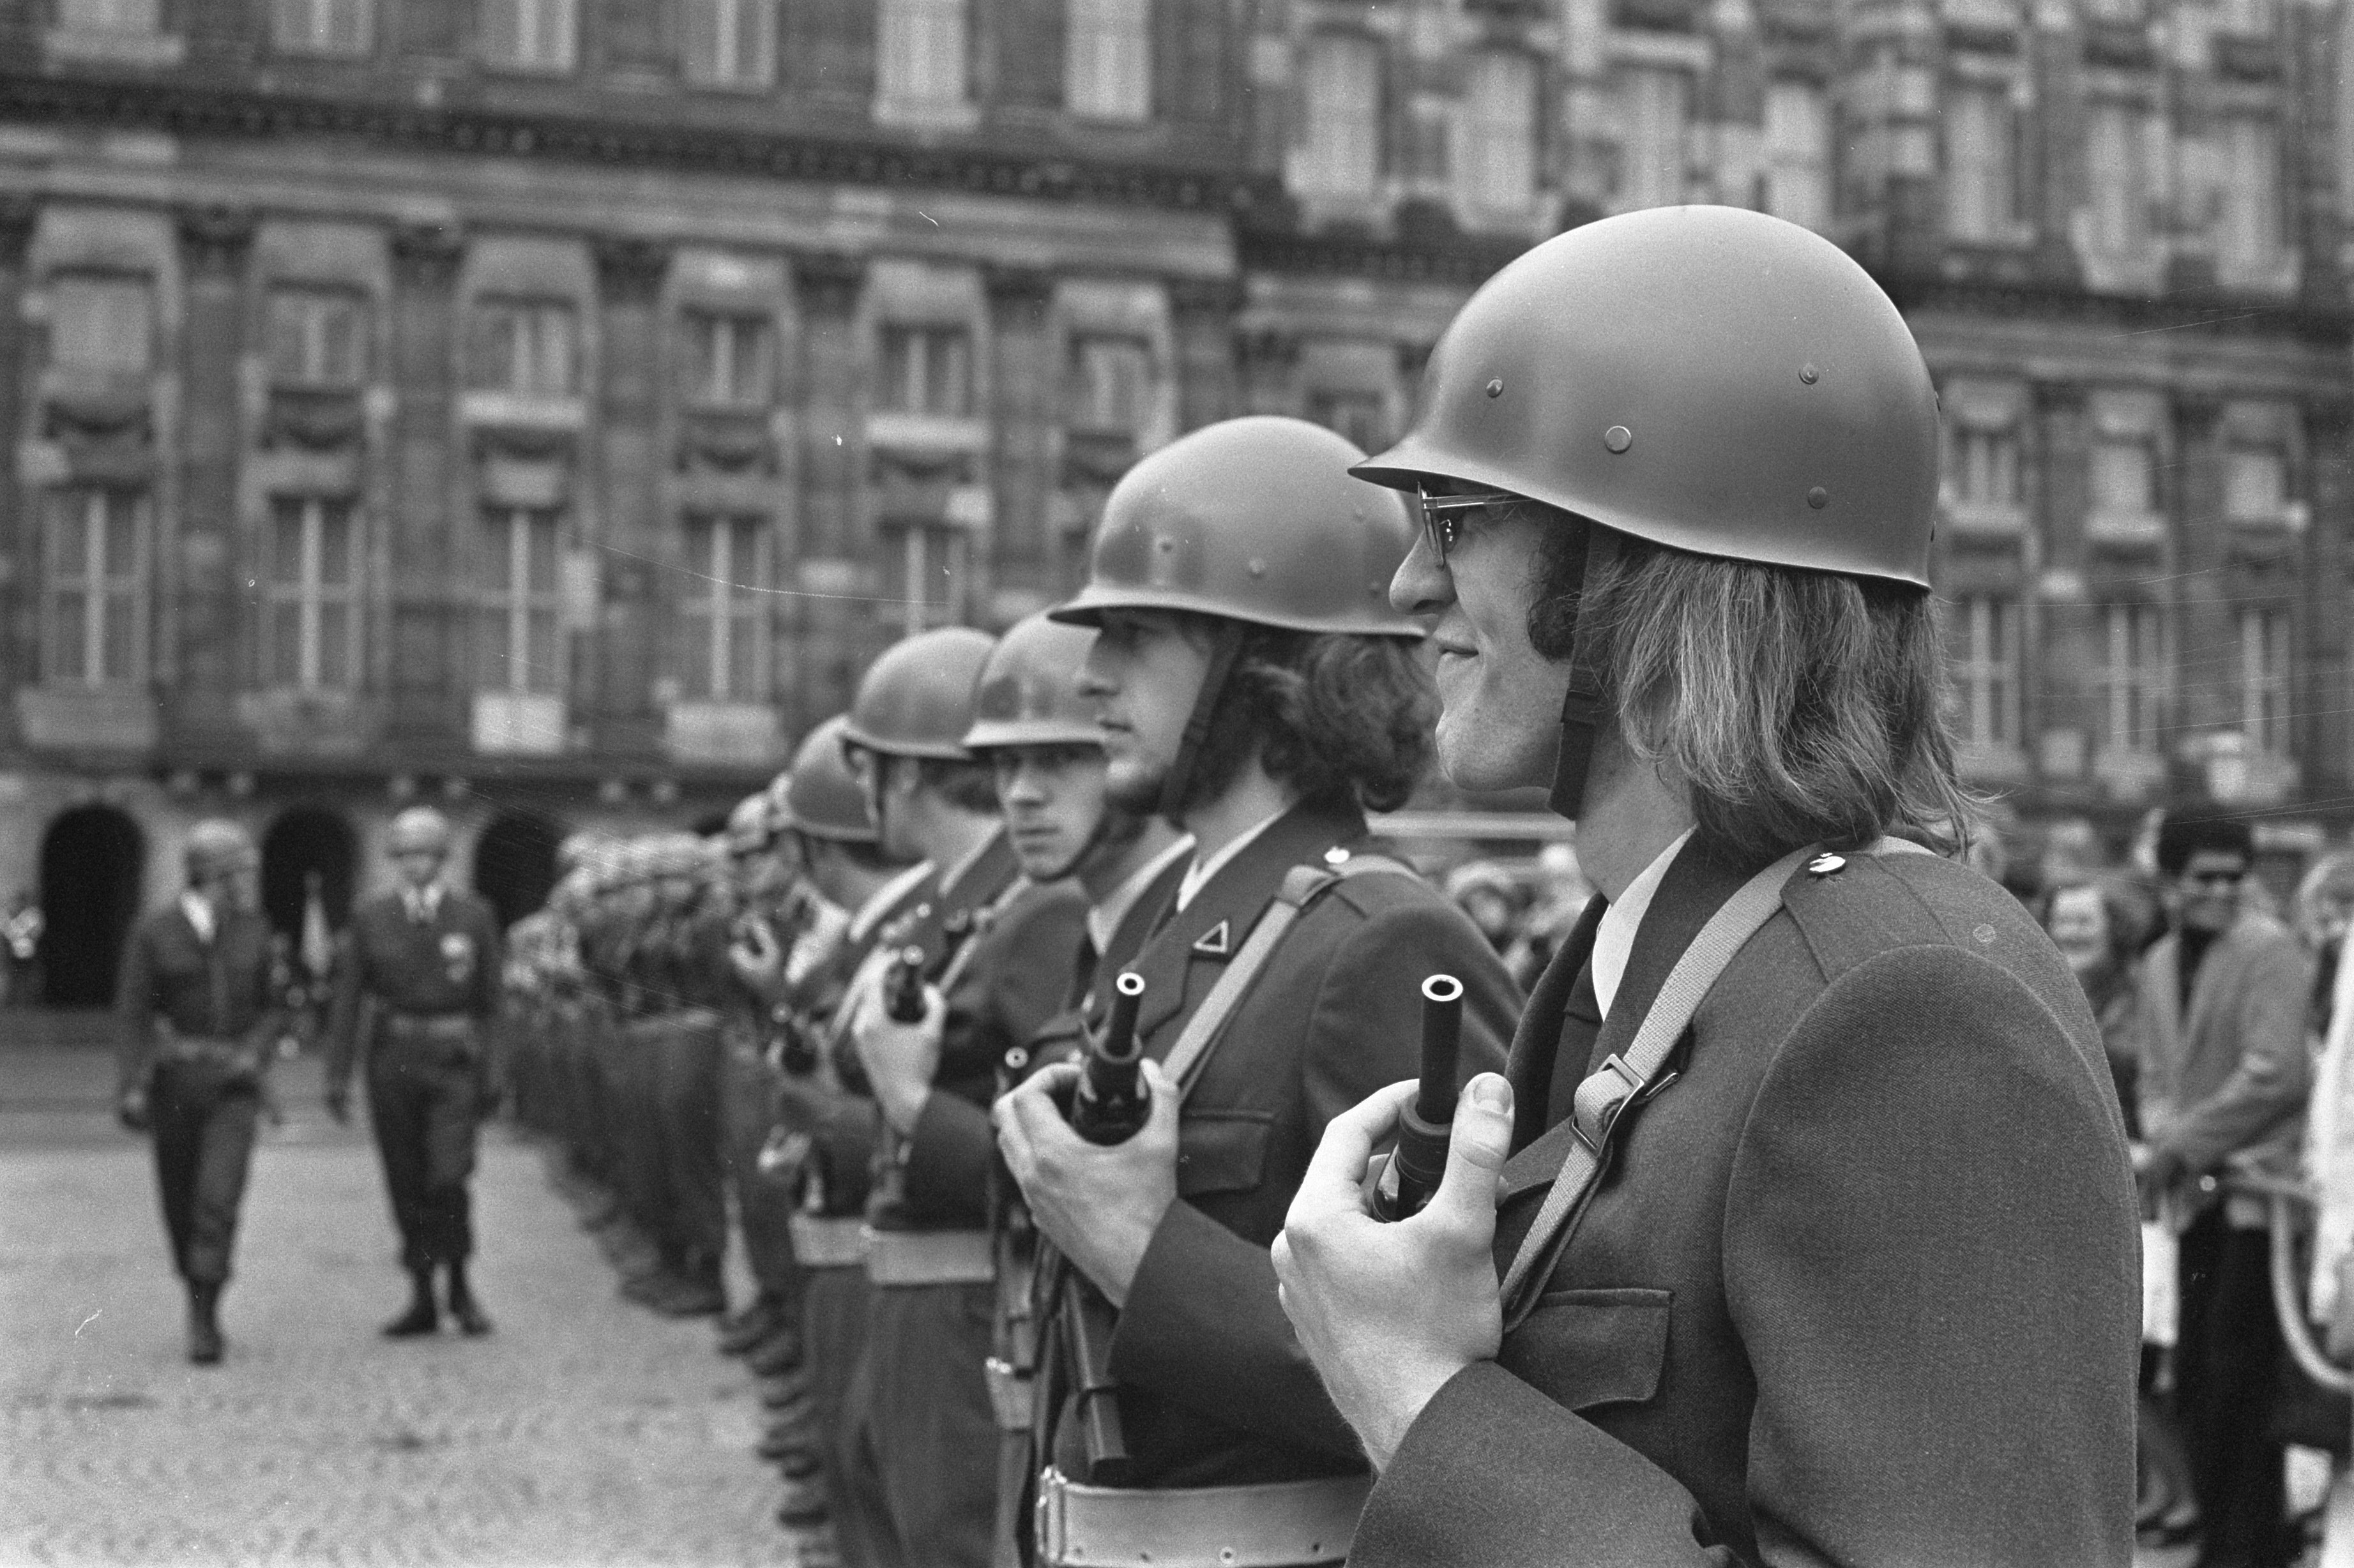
[1035,1467,1069,1565]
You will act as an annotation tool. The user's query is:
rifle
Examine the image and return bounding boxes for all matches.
[1372,974,1463,1221]
[1049,970,1148,1484]
[1070,970,1148,1143]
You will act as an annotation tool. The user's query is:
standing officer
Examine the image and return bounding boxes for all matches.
[326,806,505,1339]
[116,820,282,1364]
[991,417,1519,1567]
[1272,207,2139,1566]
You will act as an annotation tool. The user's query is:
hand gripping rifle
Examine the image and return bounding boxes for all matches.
[1053,970,1148,1485]
[1372,974,1464,1222]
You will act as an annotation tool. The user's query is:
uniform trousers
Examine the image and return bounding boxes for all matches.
[720,1023,800,1306]
[804,1262,869,1452]
[366,1033,483,1272]
[149,1060,261,1285]
[609,1019,667,1233]
[651,1013,727,1272]
[835,1278,997,1568]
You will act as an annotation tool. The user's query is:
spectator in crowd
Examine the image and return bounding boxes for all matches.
[2138,810,2315,1568]
[2,889,40,1007]
[1444,862,1542,990]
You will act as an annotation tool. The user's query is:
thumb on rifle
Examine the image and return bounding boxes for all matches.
[1425,1073,1512,1234]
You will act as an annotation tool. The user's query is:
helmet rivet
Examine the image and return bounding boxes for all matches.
[1807,486,1828,509]
[1485,379,1504,398]
[1800,363,1820,386]
[1247,559,1266,577]
[1603,425,1632,455]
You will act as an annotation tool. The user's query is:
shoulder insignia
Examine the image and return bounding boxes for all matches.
[1191,920,1232,958]
[1807,852,1846,877]
[1323,846,1351,865]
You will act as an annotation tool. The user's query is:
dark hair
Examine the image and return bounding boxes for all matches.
[1529,512,1975,862]
[910,755,1001,817]
[1186,620,1435,816]
[2154,810,2255,875]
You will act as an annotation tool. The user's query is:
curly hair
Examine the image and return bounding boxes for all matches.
[1184,620,1436,816]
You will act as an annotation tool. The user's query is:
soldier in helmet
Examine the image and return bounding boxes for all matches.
[325,806,505,1338]
[989,417,1519,1567]
[1270,208,2138,1565]
[116,819,282,1364]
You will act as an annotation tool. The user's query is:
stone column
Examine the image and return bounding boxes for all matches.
[591,236,671,760]
[386,222,466,745]
[791,252,866,720]
[1167,277,1239,433]
[172,206,257,743]
[0,197,34,751]
[2171,394,2231,740]
[985,266,1054,607]
[2032,383,2092,789]
[2302,399,2351,791]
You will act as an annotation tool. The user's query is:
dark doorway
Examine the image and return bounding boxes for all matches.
[37,804,146,1007]
[690,810,730,836]
[261,806,358,961]
[472,810,566,931]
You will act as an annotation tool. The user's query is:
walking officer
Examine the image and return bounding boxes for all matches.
[991,416,1519,1567]
[1272,206,2139,1566]
[326,806,505,1338]
[116,820,284,1364]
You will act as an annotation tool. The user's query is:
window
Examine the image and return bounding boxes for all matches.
[1067,0,1150,121]
[57,0,157,31]
[1620,68,1690,211]
[266,288,367,388]
[1068,335,1152,434]
[273,0,369,54]
[2090,431,2157,516]
[1306,389,1388,453]
[1950,424,2023,508]
[471,299,577,397]
[1300,33,1381,197]
[877,0,967,107]
[267,497,360,691]
[480,508,563,695]
[50,276,151,373]
[2219,118,2283,271]
[877,324,972,417]
[683,310,772,406]
[1944,83,2019,242]
[481,0,575,71]
[1952,595,2021,748]
[2238,607,2291,753]
[682,0,772,86]
[2225,442,2289,523]
[2083,103,2149,255]
[681,514,768,701]
[2095,603,2165,753]
[45,488,147,686]
[883,522,968,635]
[1460,52,1537,211]
[1763,81,1832,232]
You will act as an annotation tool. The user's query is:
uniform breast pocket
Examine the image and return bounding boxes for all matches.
[1175,1108,1273,1198]
[1499,1287,1672,1413]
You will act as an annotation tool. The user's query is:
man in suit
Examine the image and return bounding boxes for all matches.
[2138,810,2313,1568]
[991,417,1519,1567]
[326,806,505,1339]
[117,820,283,1364]
[1271,207,2139,1567]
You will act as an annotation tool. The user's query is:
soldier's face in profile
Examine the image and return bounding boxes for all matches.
[992,744,1110,881]
[1081,609,1214,812]
[1390,495,1572,794]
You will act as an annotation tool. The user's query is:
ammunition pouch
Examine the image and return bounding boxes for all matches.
[1034,1469,1371,1568]
[862,1226,993,1286]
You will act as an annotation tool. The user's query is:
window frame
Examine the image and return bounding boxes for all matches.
[877,322,975,418]
[876,0,969,110]
[2093,601,2166,756]
[266,285,369,389]
[682,308,774,408]
[471,296,580,398]
[479,506,566,697]
[680,0,775,87]
[43,486,149,688]
[265,494,363,693]
[1459,50,1538,213]
[271,0,371,55]
[1298,31,1383,198]
[480,0,577,73]
[1762,79,1832,232]
[2238,605,2292,755]
[1953,593,2023,750]
[882,520,969,636]
[680,512,771,702]
[1065,0,1151,121]
[49,273,153,375]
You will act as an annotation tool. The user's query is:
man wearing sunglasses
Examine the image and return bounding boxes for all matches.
[2139,810,2314,1568]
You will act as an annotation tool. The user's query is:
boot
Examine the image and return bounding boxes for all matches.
[381,1268,439,1338]
[186,1281,225,1366]
[774,1449,828,1526]
[620,1244,687,1306]
[650,1253,726,1318]
[445,1261,493,1338]
[717,1293,782,1355]
[745,1324,804,1378]
[761,1362,816,1410]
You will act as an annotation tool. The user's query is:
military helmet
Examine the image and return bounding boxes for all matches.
[1353,206,1939,589]
[725,792,773,856]
[1051,416,1423,638]
[962,612,1102,751]
[185,819,257,880]
[780,716,879,844]
[840,626,998,761]
[387,806,455,857]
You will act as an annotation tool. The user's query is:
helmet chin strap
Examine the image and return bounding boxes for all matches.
[1157,622,1249,823]
[1547,527,1618,820]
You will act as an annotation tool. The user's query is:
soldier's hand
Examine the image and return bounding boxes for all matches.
[324,1087,349,1125]
[994,1059,1180,1308]
[116,1087,151,1134]
[729,917,784,997]
[849,979,945,1136]
[1272,1071,1514,1472]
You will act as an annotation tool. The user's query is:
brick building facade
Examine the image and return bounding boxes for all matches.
[0,0,2348,995]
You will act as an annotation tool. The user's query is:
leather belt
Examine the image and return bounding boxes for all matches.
[383,1013,473,1042]
[983,1356,1031,1432]
[787,1213,869,1269]
[862,1226,993,1286]
[158,1036,262,1073]
[1035,1470,1371,1567]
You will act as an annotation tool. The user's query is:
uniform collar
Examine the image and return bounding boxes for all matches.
[1176,810,1286,913]
[402,884,444,923]
[181,891,218,944]
[1088,834,1195,957]
[1591,828,1695,1020]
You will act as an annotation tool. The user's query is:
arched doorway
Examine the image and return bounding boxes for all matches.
[472,810,566,931]
[37,804,146,1007]
[261,806,358,970]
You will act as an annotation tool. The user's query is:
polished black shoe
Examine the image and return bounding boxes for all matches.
[446,1279,493,1338]
[761,1365,815,1410]
[718,1297,782,1355]
[186,1283,225,1366]
[382,1271,440,1338]
[775,1451,828,1527]
[744,1327,804,1378]
[649,1269,727,1318]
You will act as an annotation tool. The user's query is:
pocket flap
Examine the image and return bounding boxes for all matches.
[1499,1286,1672,1412]
[1176,1108,1272,1198]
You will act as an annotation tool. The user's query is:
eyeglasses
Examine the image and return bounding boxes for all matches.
[1415,486,1521,562]
[2182,868,2248,889]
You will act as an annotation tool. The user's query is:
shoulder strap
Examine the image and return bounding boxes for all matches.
[1158,856,1418,1101]
[936,877,1031,996]
[1498,843,1817,1327]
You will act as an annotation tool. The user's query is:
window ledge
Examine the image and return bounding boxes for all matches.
[17,685,159,752]
[237,690,377,755]
[872,96,979,132]
[866,411,989,453]
[478,55,579,77]
[460,391,587,430]
[472,691,567,755]
[2084,509,2168,547]
[44,26,185,66]
[665,701,782,766]
[1942,500,2029,538]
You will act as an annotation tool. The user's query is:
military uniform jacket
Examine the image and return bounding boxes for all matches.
[1351,839,2139,1568]
[1021,850,1196,1082]
[325,888,503,1090]
[1051,798,1521,1491]
[116,901,284,1094]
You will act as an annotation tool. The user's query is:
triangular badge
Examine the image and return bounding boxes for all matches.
[1191,920,1232,958]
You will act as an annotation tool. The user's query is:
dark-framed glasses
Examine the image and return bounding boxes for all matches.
[2183,867,2247,889]
[1415,486,1521,562]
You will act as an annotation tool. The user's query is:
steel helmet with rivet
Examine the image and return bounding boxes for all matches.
[778,715,879,844]
[839,626,998,762]
[1353,205,1939,587]
[962,612,1103,752]
[1051,416,1424,638]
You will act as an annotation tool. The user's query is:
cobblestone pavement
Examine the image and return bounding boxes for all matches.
[1,1035,828,1567]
